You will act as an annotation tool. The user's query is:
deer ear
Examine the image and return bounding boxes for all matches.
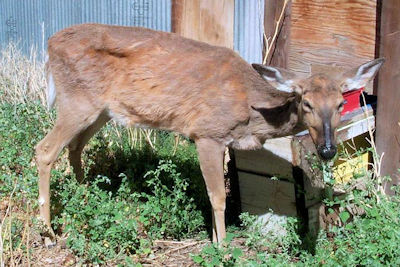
[251,95,296,111]
[252,64,301,94]
[340,58,385,92]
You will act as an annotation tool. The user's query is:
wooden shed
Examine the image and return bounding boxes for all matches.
[172,0,400,233]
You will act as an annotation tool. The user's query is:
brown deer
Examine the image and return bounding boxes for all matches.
[35,24,384,247]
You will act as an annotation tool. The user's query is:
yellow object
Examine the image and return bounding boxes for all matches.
[332,133,370,184]
[333,152,369,184]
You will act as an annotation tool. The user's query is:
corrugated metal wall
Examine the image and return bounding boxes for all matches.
[0,0,264,63]
[234,0,264,64]
[0,0,171,58]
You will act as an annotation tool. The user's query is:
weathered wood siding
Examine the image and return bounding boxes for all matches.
[289,0,376,92]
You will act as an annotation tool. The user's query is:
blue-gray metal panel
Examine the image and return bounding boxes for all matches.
[234,0,264,64]
[0,0,171,58]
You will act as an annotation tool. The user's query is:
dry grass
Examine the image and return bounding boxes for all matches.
[0,43,47,106]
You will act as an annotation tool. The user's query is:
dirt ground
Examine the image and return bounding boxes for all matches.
[8,235,253,266]
[27,238,209,266]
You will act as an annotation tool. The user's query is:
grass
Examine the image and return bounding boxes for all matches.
[1,44,400,266]
[0,44,47,106]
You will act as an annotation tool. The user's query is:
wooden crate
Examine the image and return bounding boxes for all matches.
[235,137,293,180]
[238,171,297,235]
[235,107,375,234]
[239,171,297,216]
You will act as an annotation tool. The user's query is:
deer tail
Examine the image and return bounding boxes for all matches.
[46,60,56,110]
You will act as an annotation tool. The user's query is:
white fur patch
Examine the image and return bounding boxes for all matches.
[108,110,130,126]
[39,197,45,206]
[47,72,56,110]
[262,66,294,93]
[108,110,153,129]
[276,80,294,93]
[233,135,262,150]
[134,123,152,129]
[128,40,148,49]
[225,138,234,146]
[345,78,363,92]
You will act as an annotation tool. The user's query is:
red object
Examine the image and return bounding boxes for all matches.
[341,88,363,115]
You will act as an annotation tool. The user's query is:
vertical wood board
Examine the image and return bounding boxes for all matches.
[263,0,291,67]
[172,0,234,48]
[376,0,400,191]
[235,137,294,180]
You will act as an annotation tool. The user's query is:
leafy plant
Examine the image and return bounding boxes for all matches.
[54,161,205,264]
[55,175,141,264]
[0,101,205,264]
[139,160,204,239]
[192,233,243,267]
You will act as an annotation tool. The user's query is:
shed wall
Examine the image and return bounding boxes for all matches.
[0,0,172,59]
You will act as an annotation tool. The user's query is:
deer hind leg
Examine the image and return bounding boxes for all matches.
[68,111,110,182]
[35,108,104,247]
[196,138,226,243]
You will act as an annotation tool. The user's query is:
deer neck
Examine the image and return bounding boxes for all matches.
[248,95,305,144]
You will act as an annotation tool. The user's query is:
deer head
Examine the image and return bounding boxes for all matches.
[252,58,384,160]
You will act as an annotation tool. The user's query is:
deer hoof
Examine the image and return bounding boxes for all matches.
[44,236,57,249]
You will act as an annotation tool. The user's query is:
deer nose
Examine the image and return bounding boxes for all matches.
[317,145,337,160]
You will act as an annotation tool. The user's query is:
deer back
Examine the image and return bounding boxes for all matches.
[47,24,283,144]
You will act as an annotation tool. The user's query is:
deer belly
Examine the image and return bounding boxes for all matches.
[107,103,189,135]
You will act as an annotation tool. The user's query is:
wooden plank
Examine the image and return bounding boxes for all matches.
[171,0,234,48]
[289,0,376,92]
[235,137,293,180]
[171,0,184,33]
[307,202,326,236]
[238,172,297,216]
[172,0,200,40]
[376,0,400,193]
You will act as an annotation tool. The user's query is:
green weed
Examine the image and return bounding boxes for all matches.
[192,233,244,267]
[0,102,205,264]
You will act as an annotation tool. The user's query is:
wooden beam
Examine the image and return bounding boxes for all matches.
[171,0,234,48]
[171,0,184,34]
[376,0,400,193]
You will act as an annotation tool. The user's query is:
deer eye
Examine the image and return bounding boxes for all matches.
[303,100,313,112]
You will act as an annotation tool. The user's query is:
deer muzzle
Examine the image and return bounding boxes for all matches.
[317,144,337,160]
[317,121,337,160]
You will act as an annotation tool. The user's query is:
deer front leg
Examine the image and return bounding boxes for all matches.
[196,138,226,243]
